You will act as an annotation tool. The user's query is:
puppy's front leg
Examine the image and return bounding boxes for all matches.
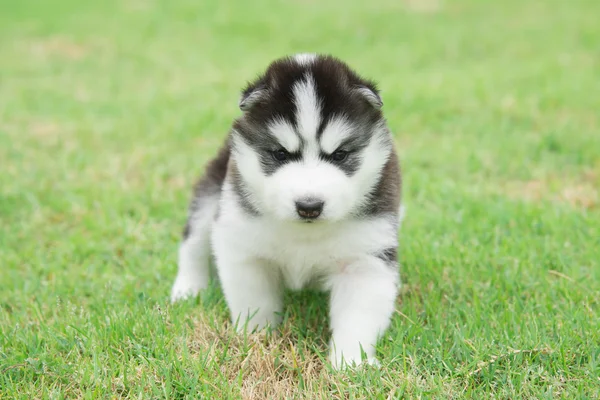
[216,252,282,332]
[328,255,399,369]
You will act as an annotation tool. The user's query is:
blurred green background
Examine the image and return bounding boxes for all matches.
[1,0,599,398]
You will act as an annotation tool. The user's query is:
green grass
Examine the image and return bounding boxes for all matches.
[1,0,599,398]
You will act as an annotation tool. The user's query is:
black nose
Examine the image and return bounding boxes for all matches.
[295,199,324,220]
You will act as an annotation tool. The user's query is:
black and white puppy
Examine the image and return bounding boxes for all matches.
[171,54,402,368]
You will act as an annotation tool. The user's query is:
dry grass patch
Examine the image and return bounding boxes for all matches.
[2,119,65,140]
[188,314,331,399]
[26,35,89,60]
[503,169,599,209]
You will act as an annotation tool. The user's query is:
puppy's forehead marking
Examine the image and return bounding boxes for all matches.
[320,116,354,153]
[293,53,317,65]
[268,118,301,152]
[292,73,321,142]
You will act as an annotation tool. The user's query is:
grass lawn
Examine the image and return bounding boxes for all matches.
[1,0,599,398]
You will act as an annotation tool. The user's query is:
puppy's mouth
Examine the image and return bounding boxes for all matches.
[294,216,316,223]
[294,216,323,224]
[297,210,321,219]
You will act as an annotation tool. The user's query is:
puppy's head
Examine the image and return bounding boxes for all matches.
[231,54,393,222]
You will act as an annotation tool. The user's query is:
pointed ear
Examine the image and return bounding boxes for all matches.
[239,84,267,111]
[355,86,383,109]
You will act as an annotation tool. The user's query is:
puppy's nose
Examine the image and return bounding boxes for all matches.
[295,199,324,220]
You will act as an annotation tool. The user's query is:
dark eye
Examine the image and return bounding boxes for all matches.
[331,150,348,162]
[272,148,289,162]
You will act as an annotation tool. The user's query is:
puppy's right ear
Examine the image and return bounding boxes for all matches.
[239,83,267,111]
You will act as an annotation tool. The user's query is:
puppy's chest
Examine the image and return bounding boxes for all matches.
[249,222,356,256]
[262,233,349,290]
[232,219,396,290]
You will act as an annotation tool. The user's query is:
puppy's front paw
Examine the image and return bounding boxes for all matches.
[329,346,380,370]
[170,274,207,303]
[232,312,281,334]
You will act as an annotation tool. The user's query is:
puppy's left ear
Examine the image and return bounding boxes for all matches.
[355,86,383,109]
[239,84,267,111]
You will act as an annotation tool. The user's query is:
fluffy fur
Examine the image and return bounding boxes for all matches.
[171,54,403,368]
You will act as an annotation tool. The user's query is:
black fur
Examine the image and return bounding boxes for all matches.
[183,142,230,238]
[374,247,398,263]
[356,147,402,217]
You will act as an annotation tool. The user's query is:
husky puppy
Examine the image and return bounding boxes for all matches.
[171,54,402,368]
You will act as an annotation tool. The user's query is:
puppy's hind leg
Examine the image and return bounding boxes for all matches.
[171,194,219,302]
[171,143,229,303]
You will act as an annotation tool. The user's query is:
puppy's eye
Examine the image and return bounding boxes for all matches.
[331,150,348,162]
[272,149,289,162]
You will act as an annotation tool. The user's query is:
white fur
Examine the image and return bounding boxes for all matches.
[293,53,317,65]
[265,161,355,220]
[293,75,321,142]
[320,116,354,154]
[268,118,302,152]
